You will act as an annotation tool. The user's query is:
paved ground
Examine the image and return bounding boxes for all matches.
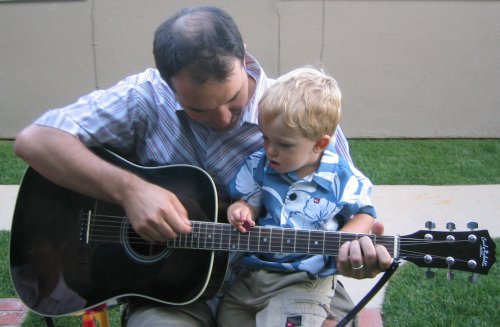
[1,184,499,326]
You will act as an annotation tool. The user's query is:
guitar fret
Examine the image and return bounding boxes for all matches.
[190,222,195,249]
[307,230,310,253]
[183,228,188,248]
[219,224,225,250]
[309,230,324,254]
[338,232,342,254]
[280,228,284,253]
[202,223,207,249]
[282,228,296,253]
[260,227,271,253]
[270,228,281,253]
[238,229,250,251]
[211,223,219,250]
[231,227,238,251]
[252,226,261,252]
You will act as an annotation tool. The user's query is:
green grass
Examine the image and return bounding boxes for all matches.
[349,139,500,185]
[1,139,499,185]
[383,238,500,327]
[1,138,499,325]
[0,232,14,298]
[0,140,27,184]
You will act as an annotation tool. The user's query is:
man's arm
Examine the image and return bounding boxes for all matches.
[15,125,192,242]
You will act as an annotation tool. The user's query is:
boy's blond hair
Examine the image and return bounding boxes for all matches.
[258,67,341,140]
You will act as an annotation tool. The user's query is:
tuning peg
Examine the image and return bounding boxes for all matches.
[424,254,435,279]
[425,221,436,230]
[447,268,455,280]
[446,222,456,231]
[467,221,479,231]
[469,273,479,284]
[446,257,455,280]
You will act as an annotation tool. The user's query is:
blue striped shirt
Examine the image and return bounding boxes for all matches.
[35,54,352,201]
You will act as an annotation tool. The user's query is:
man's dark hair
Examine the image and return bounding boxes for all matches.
[153,6,245,89]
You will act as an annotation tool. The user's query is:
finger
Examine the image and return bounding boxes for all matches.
[136,223,170,243]
[347,239,363,269]
[358,236,380,277]
[156,216,181,240]
[162,194,192,234]
[359,236,377,266]
[336,241,351,274]
[375,244,393,271]
[371,220,385,235]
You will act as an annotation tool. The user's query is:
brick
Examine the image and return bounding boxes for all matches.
[0,299,28,326]
[359,308,384,327]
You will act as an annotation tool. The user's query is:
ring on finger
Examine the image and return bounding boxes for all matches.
[352,264,364,270]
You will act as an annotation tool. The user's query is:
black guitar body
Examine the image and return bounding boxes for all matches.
[10,150,227,316]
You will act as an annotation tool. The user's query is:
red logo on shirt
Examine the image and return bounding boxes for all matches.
[314,198,320,204]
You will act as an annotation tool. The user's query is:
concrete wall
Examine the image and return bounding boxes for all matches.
[1,0,499,139]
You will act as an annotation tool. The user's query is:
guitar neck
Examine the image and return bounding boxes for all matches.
[167,221,398,258]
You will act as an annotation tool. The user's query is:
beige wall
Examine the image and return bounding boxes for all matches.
[1,0,499,139]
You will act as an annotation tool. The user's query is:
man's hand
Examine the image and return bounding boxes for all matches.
[122,179,193,242]
[336,220,393,279]
[321,221,392,326]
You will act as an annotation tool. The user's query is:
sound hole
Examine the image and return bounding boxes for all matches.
[120,219,171,264]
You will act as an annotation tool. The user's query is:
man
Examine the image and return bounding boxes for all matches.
[14,6,391,326]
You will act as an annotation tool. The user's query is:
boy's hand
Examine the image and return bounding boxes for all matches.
[227,201,255,233]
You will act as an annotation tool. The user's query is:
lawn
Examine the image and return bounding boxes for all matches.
[1,138,499,326]
[383,238,499,327]
[1,139,499,185]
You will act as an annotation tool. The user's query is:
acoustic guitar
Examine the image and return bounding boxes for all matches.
[9,149,496,317]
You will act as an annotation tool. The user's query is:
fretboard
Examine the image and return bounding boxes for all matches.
[167,221,397,257]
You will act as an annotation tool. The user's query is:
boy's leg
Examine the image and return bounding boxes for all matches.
[217,269,257,327]
[255,272,334,327]
[123,299,215,327]
[328,280,359,327]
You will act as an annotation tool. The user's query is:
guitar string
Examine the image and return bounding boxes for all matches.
[81,213,475,245]
[80,214,477,246]
[79,214,480,263]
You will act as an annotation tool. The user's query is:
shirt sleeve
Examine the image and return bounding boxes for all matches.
[34,70,158,153]
[228,151,266,210]
[337,160,377,219]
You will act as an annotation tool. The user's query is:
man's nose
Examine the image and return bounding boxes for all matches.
[212,106,232,127]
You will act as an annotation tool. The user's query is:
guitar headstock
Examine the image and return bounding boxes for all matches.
[400,221,496,278]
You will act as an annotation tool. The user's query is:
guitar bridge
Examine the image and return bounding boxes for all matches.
[79,209,92,246]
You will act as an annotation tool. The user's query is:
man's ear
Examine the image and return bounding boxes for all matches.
[314,135,331,152]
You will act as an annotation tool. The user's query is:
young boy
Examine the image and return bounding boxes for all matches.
[217,67,377,326]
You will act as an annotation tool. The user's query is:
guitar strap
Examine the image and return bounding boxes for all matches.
[336,260,400,327]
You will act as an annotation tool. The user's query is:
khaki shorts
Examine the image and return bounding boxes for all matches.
[124,271,358,327]
[217,269,335,327]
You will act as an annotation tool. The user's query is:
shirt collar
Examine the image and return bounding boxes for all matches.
[266,143,341,190]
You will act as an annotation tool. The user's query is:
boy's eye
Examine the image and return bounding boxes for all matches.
[279,143,293,148]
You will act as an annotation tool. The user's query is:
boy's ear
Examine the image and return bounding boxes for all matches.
[314,135,331,152]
